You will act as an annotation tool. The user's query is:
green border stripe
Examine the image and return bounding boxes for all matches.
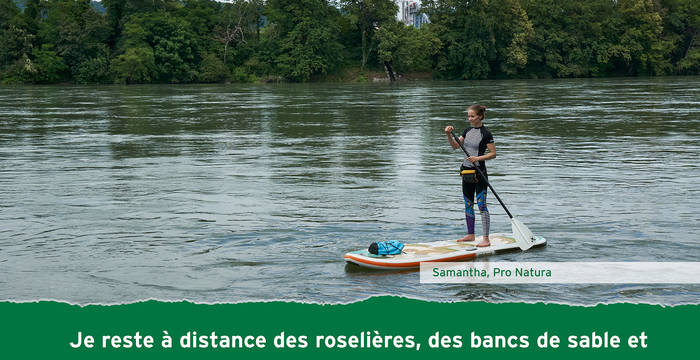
[1,297,695,359]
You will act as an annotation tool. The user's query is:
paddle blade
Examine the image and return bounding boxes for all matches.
[511,217,535,251]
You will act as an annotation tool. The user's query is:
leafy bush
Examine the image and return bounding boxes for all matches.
[110,47,156,84]
[198,53,229,83]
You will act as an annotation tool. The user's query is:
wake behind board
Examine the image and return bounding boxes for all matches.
[344,233,546,270]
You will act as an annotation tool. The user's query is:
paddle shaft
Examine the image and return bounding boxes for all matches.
[451,131,513,219]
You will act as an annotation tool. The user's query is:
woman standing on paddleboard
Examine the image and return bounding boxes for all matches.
[444,105,496,247]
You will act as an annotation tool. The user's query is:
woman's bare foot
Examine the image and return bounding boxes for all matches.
[476,236,490,247]
[457,234,475,242]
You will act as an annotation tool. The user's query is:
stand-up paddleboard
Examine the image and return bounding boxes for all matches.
[344,233,546,270]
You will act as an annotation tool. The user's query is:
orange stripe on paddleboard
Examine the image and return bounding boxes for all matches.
[344,253,476,268]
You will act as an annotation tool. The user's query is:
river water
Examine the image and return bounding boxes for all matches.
[1,78,699,305]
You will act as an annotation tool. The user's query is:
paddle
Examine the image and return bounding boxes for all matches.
[450,131,536,250]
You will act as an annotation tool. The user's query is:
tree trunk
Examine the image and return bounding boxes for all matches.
[223,42,228,64]
[384,61,396,82]
[361,30,367,70]
[683,31,697,59]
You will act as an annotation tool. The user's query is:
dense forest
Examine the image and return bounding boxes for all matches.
[0,0,698,84]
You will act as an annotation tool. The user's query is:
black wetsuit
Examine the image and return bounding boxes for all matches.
[460,126,494,236]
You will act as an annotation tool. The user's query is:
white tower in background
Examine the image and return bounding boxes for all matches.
[396,1,418,25]
[396,1,429,28]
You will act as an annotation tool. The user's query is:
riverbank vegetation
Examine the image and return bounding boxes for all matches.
[0,0,698,84]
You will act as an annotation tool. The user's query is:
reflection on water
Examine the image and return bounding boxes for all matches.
[1,78,699,304]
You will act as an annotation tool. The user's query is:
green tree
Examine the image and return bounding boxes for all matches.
[500,0,534,75]
[38,0,110,79]
[74,45,112,84]
[523,0,615,77]
[180,0,221,56]
[660,0,700,74]
[198,52,229,82]
[376,21,442,74]
[23,0,43,36]
[110,46,156,84]
[103,0,180,48]
[424,0,533,79]
[341,0,397,69]
[0,0,28,68]
[0,25,34,69]
[264,0,345,81]
[2,0,699,83]
[117,12,200,83]
[609,0,667,75]
[0,0,19,26]
[214,0,262,65]
[32,45,69,83]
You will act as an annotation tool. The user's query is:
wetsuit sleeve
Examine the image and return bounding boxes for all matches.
[483,128,494,144]
[478,127,494,157]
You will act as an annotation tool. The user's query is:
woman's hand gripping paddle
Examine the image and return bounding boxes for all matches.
[450,131,536,250]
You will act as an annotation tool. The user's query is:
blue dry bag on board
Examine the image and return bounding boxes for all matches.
[368,240,405,255]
